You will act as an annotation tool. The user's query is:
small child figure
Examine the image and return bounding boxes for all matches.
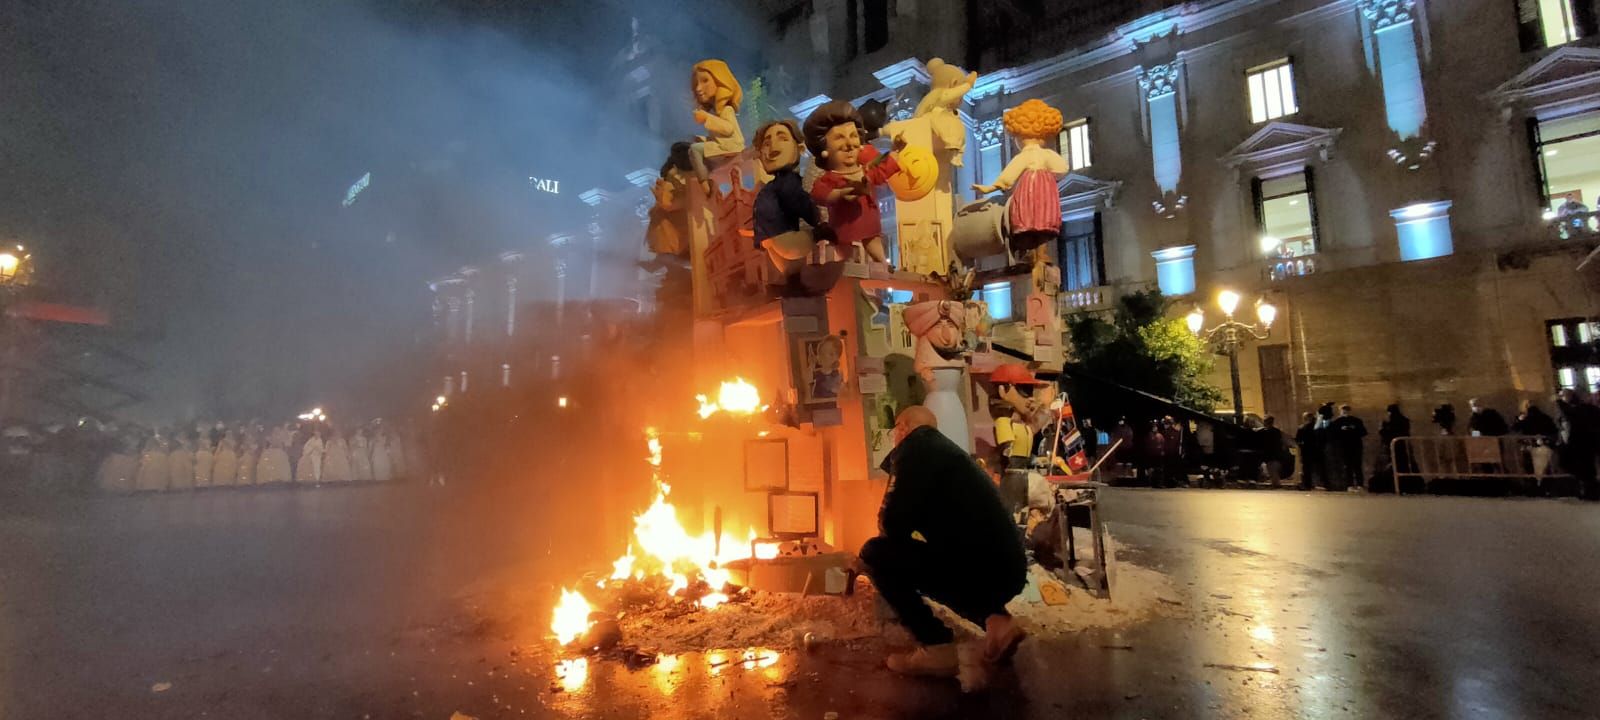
[972,99,1068,255]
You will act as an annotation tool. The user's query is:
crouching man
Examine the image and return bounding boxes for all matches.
[860,405,1028,683]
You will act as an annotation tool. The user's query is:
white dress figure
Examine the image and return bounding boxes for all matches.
[97,447,137,494]
[193,439,214,488]
[136,438,169,492]
[371,433,393,482]
[167,439,195,491]
[256,439,292,485]
[389,432,407,480]
[236,440,258,486]
[322,435,352,483]
[296,434,325,484]
[350,432,373,482]
[211,437,238,487]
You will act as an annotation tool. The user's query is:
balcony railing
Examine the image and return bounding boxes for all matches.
[1266,255,1316,282]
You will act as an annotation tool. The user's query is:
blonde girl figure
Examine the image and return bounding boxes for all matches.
[971,99,1068,255]
[688,60,744,187]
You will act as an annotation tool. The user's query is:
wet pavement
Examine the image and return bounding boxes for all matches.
[4,485,1600,719]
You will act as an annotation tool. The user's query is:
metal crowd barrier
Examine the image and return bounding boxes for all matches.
[1389,434,1568,494]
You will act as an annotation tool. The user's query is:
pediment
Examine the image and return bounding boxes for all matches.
[1058,172,1123,212]
[1221,121,1342,175]
[1489,46,1600,118]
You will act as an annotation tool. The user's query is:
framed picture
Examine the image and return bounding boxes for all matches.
[767,491,820,538]
[799,333,847,404]
[743,438,789,492]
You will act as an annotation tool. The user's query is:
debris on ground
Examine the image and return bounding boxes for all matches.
[150,682,172,693]
[449,712,479,720]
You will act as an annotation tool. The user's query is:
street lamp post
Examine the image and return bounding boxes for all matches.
[1187,289,1277,426]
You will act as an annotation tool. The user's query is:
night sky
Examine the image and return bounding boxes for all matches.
[0,0,655,422]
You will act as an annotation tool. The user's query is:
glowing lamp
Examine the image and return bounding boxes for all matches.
[558,396,569,409]
[1185,309,1205,335]
[435,395,447,405]
[1258,236,1281,255]
[1217,289,1241,318]
[0,253,17,282]
[1256,301,1278,328]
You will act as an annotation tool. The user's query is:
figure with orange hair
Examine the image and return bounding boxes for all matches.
[972,99,1068,253]
[689,60,745,185]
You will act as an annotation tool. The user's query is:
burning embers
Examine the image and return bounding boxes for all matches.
[550,412,778,653]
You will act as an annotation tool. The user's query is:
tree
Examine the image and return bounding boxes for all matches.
[1066,288,1222,411]
[739,75,781,139]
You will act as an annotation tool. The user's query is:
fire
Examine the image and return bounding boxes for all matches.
[550,425,771,645]
[696,377,765,418]
[552,587,595,646]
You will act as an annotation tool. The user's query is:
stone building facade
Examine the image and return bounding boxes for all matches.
[750,0,1600,422]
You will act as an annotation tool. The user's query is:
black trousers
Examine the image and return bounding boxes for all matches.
[860,535,1023,646]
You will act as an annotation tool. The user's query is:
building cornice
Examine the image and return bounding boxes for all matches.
[1487,45,1600,120]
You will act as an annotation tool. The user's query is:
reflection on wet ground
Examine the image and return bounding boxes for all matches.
[4,486,1600,718]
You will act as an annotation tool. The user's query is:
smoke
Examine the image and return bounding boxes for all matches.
[0,0,642,423]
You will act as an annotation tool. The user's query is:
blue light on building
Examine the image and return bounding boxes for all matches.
[1151,245,1197,296]
[1391,200,1454,261]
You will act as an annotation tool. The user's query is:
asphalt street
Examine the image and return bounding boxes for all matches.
[4,485,1599,719]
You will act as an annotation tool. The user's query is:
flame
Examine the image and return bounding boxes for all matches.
[552,588,595,646]
[696,378,765,418]
[555,657,589,692]
[550,424,772,647]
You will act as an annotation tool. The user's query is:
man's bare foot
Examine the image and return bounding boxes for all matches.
[984,614,1027,665]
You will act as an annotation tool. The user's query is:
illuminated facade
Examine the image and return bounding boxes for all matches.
[756,0,1600,419]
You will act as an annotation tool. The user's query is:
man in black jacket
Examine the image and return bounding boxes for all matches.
[860,406,1028,678]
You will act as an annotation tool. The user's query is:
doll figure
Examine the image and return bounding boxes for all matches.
[688,60,745,186]
[973,99,1068,255]
[914,58,978,165]
[804,100,906,264]
[646,142,693,257]
[752,119,826,281]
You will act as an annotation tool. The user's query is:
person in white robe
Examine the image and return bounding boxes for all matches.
[96,438,138,494]
[256,436,292,485]
[211,433,238,487]
[295,430,325,484]
[167,435,195,491]
[135,435,169,492]
[236,436,259,486]
[371,431,393,482]
[322,430,352,483]
[388,430,407,480]
[349,430,373,482]
[193,434,214,488]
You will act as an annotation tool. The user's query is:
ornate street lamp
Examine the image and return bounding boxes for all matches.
[1187,289,1277,425]
[0,244,31,286]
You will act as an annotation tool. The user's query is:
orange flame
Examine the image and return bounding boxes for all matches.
[552,587,594,646]
[696,378,765,418]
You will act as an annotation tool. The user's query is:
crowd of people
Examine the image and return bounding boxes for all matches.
[0,417,422,496]
[1086,391,1600,500]
[90,420,420,493]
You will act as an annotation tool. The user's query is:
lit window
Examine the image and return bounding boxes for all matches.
[1059,119,1092,171]
[1582,323,1595,344]
[982,282,1014,321]
[1255,171,1318,258]
[1587,365,1600,392]
[1559,367,1578,389]
[1529,0,1582,48]
[1553,324,1570,347]
[1534,112,1600,222]
[1247,60,1298,124]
